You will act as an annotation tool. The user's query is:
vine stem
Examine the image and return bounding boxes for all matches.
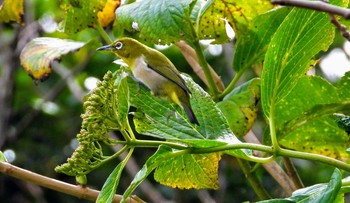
[0,161,140,203]
[278,148,350,171]
[192,40,220,97]
[269,101,281,152]
[219,69,244,98]
[97,22,113,44]
[128,139,350,171]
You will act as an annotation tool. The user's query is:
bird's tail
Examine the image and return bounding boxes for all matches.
[181,102,199,125]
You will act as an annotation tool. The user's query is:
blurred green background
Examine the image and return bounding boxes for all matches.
[0,0,346,202]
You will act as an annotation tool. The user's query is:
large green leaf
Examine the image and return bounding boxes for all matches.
[20,37,86,82]
[336,71,350,100]
[115,0,196,44]
[261,8,334,117]
[258,168,342,203]
[275,76,340,127]
[232,7,290,72]
[275,75,350,160]
[129,75,250,159]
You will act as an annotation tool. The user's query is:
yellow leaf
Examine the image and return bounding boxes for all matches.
[0,0,24,24]
[154,153,221,189]
[198,0,274,43]
[20,37,85,82]
[98,0,120,27]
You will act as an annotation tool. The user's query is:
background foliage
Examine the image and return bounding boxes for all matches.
[1,0,350,202]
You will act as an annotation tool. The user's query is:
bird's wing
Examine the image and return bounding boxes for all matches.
[144,52,191,94]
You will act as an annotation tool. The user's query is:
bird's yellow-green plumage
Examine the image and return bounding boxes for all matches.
[97,37,199,125]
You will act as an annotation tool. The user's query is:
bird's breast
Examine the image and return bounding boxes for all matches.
[132,57,167,93]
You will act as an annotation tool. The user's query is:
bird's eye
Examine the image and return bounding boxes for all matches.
[115,42,123,50]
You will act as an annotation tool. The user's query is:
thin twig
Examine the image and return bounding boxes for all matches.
[271,0,350,18]
[0,161,141,203]
[329,14,350,41]
[282,157,304,189]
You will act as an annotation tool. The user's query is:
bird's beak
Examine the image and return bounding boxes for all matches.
[96,44,113,51]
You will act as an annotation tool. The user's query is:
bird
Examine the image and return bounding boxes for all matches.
[97,37,199,125]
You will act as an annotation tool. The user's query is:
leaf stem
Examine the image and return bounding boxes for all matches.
[236,158,271,200]
[125,139,350,171]
[279,148,350,171]
[126,118,136,140]
[97,22,113,44]
[129,139,188,150]
[96,145,129,168]
[192,40,220,97]
[219,69,244,98]
[269,108,281,152]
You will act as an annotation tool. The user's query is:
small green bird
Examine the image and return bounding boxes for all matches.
[97,37,199,125]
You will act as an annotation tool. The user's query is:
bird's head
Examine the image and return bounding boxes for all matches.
[97,38,146,62]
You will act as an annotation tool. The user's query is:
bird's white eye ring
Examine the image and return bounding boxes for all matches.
[115,42,123,50]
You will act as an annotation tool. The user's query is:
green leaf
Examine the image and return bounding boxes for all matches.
[0,0,24,24]
[114,70,130,128]
[97,157,128,203]
[261,8,334,117]
[20,37,85,82]
[280,117,350,159]
[274,76,350,159]
[115,0,195,44]
[275,76,340,127]
[258,168,342,203]
[154,152,221,189]
[0,151,7,162]
[59,0,107,33]
[217,78,260,137]
[197,0,274,43]
[129,75,250,159]
[233,7,290,72]
[122,146,173,202]
[336,71,350,100]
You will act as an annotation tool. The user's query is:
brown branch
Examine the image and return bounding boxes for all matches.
[0,161,141,203]
[271,0,350,18]
[282,157,304,189]
[329,14,350,41]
